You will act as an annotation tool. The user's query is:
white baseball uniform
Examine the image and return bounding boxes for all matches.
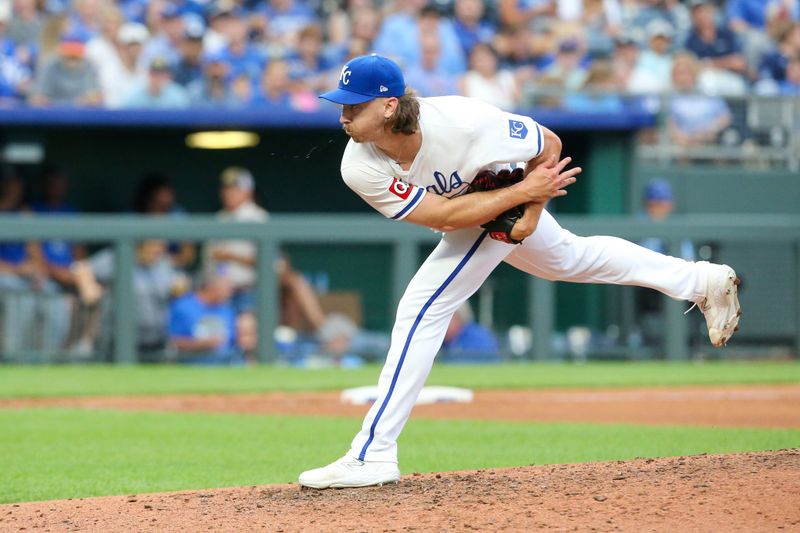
[342,96,709,462]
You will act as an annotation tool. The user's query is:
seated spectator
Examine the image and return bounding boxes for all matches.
[685,0,748,96]
[498,0,556,32]
[452,0,496,57]
[168,275,243,365]
[133,173,195,268]
[405,32,459,97]
[373,2,466,76]
[459,43,520,110]
[726,0,798,70]
[121,56,190,108]
[172,18,205,87]
[187,51,236,107]
[75,240,185,359]
[541,37,589,91]
[495,25,552,86]
[757,22,800,90]
[611,32,640,90]
[287,24,337,93]
[668,53,732,148]
[778,55,800,95]
[564,60,624,113]
[440,302,500,362]
[628,19,675,94]
[623,0,691,44]
[88,21,149,108]
[219,12,265,81]
[258,0,319,50]
[554,0,623,58]
[229,72,254,106]
[138,3,184,71]
[203,167,267,314]
[29,30,102,107]
[5,0,43,49]
[252,59,317,111]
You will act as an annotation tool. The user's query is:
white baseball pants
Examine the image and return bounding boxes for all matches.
[349,209,710,462]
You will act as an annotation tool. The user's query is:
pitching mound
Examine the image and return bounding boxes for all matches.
[3,450,798,532]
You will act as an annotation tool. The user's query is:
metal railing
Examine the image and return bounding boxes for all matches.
[1,213,799,363]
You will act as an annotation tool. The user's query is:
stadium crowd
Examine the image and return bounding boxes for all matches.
[0,0,798,112]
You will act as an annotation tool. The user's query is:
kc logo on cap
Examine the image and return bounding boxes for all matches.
[320,54,406,105]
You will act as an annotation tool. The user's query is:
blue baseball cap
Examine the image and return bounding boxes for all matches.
[644,179,674,202]
[319,54,405,105]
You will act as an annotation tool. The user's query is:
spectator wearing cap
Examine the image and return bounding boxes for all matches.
[459,43,520,110]
[173,17,206,87]
[139,2,184,72]
[373,2,466,76]
[622,0,690,44]
[29,30,102,106]
[404,32,459,98]
[440,302,499,362]
[685,0,749,94]
[120,55,190,108]
[87,16,150,107]
[187,50,236,106]
[668,52,732,148]
[611,32,640,89]
[452,0,496,57]
[541,37,589,91]
[203,167,268,313]
[627,19,675,94]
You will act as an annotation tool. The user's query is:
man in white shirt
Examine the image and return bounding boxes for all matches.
[298,54,741,489]
[203,167,268,313]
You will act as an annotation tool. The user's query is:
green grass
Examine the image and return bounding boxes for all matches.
[1,408,798,503]
[1,361,798,398]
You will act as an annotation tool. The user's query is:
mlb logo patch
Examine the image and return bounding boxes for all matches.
[508,119,528,139]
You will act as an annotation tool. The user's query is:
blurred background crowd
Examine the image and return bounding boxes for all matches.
[0,0,798,112]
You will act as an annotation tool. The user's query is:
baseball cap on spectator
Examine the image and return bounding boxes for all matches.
[319,54,405,105]
[184,16,205,40]
[161,3,183,19]
[149,56,172,73]
[643,179,674,202]
[558,38,580,54]
[59,30,89,56]
[646,19,675,40]
[118,22,149,45]
[687,0,712,10]
[220,167,254,191]
[614,31,638,47]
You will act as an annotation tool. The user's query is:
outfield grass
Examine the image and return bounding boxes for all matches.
[1,408,798,503]
[1,361,799,398]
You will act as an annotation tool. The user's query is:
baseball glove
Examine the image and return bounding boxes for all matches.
[467,167,526,244]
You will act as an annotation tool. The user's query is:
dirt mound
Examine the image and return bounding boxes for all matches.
[2,450,798,532]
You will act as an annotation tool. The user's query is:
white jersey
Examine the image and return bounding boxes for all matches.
[340,96,544,222]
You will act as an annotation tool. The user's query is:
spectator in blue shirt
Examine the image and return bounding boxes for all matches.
[287,24,337,93]
[121,56,190,108]
[452,0,496,57]
[726,0,798,71]
[779,56,800,94]
[138,3,184,71]
[219,14,266,81]
[668,53,732,148]
[187,52,236,106]
[404,32,459,97]
[259,0,318,48]
[440,302,500,363]
[758,22,800,84]
[169,275,243,365]
[373,2,466,76]
[172,20,205,87]
[685,0,748,78]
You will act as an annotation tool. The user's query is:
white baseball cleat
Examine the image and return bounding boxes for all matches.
[299,456,400,489]
[698,264,741,347]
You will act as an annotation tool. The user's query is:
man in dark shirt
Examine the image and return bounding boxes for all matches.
[685,0,748,77]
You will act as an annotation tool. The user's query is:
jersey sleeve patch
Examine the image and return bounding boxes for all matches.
[388,178,413,200]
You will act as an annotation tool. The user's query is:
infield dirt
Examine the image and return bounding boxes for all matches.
[1,450,798,532]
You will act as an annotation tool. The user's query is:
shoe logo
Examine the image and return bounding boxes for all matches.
[342,460,365,470]
[379,85,388,93]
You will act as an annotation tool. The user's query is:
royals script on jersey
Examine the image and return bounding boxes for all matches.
[341,96,544,222]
